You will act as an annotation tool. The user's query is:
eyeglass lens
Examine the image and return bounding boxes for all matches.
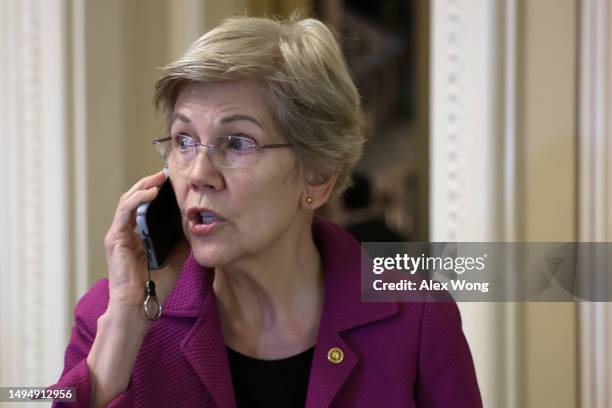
[160,136,259,169]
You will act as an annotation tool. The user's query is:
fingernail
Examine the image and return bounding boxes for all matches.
[162,167,169,177]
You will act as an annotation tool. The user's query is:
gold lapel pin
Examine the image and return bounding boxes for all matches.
[327,347,344,364]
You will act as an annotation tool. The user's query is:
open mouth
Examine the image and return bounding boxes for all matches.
[187,207,226,236]
[198,212,223,225]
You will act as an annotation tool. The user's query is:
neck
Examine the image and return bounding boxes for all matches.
[212,216,325,356]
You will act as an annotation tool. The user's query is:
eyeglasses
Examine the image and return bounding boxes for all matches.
[153,134,293,169]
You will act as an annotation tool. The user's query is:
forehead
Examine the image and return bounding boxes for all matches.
[172,80,273,125]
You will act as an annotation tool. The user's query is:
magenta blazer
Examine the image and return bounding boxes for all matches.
[50,218,482,407]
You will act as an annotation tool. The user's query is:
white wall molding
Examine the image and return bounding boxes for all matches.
[430,0,521,406]
[0,0,70,387]
[72,0,89,301]
[578,0,612,407]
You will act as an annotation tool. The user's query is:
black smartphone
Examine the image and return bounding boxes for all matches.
[136,177,184,269]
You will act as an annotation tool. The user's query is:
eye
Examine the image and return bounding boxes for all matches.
[174,134,196,151]
[224,135,257,152]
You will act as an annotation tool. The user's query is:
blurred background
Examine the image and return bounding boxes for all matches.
[0,0,610,407]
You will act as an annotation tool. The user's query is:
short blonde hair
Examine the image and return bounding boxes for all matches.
[154,16,365,196]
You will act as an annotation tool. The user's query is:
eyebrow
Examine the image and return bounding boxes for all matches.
[170,112,263,129]
[170,112,191,124]
[220,114,263,129]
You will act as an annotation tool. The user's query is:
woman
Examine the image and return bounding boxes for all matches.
[51,16,481,407]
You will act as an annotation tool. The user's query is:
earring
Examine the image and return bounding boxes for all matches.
[306,196,313,205]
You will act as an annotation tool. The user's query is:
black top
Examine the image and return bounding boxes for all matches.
[226,346,315,408]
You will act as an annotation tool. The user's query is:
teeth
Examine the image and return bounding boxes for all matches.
[200,212,219,224]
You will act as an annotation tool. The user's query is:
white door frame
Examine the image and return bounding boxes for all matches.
[577,1,612,407]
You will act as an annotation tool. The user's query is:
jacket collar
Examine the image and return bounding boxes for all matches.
[161,252,209,318]
[312,217,398,331]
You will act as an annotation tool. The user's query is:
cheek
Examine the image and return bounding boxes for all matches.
[228,171,300,229]
[169,175,188,211]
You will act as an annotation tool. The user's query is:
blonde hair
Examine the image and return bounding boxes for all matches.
[154,16,365,196]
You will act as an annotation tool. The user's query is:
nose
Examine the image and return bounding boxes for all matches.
[187,147,225,192]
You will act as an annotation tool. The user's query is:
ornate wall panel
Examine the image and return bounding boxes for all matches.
[430,0,521,406]
[0,0,70,389]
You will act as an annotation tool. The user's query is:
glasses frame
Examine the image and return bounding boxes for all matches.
[152,135,293,169]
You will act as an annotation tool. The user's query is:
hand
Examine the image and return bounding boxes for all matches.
[87,172,190,407]
[103,171,189,315]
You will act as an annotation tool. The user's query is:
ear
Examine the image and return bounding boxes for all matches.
[302,171,339,210]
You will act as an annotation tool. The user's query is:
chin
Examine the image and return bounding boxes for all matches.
[189,241,235,268]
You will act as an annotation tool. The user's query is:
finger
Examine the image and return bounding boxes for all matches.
[123,226,149,251]
[124,171,167,198]
[111,187,160,234]
[132,233,146,254]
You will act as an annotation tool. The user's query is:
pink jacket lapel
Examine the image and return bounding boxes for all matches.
[304,219,398,407]
[164,255,237,407]
[180,291,237,408]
